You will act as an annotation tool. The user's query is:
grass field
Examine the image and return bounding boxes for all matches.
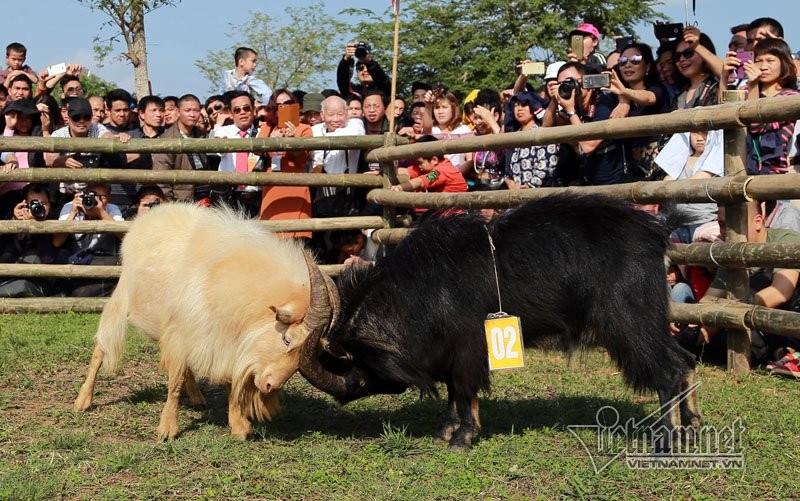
[1,313,799,499]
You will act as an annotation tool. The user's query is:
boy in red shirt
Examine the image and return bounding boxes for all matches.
[392,135,468,193]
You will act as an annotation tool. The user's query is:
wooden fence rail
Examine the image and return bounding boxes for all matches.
[2,96,800,374]
[0,215,389,234]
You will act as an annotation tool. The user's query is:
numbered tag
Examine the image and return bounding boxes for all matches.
[484,314,524,370]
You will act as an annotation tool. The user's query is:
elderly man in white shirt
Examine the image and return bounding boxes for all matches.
[311,96,365,175]
[208,90,263,217]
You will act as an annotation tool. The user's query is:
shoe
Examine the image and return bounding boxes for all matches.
[771,360,800,379]
[766,351,798,371]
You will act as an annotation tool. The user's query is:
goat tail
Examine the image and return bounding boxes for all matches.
[95,274,130,373]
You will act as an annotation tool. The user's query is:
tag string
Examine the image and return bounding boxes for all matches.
[485,224,504,315]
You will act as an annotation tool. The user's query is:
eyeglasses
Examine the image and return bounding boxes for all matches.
[672,48,696,62]
[71,114,92,122]
[232,105,252,114]
[618,55,644,66]
[364,104,383,110]
[206,103,223,114]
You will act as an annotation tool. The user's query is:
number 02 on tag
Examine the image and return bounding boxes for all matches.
[484,315,524,370]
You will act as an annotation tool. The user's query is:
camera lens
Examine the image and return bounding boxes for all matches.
[82,193,97,210]
[28,200,47,221]
[558,78,580,100]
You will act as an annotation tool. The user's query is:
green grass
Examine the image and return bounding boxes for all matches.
[1,313,799,499]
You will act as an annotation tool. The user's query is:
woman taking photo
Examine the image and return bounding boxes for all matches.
[257,88,313,240]
[671,32,719,109]
[607,42,672,179]
[733,38,798,175]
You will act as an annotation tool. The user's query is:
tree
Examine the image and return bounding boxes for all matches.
[195,3,348,94]
[345,0,665,98]
[79,73,119,101]
[76,0,180,99]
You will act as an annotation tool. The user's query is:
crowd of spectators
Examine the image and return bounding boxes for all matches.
[1,19,800,376]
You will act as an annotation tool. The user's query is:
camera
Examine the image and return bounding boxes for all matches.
[615,36,635,51]
[653,22,683,40]
[144,199,161,209]
[354,42,371,59]
[27,199,47,221]
[558,78,581,100]
[582,73,611,89]
[82,191,98,210]
[432,83,448,99]
[70,153,100,168]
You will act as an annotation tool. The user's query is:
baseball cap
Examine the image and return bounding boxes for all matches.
[302,93,324,113]
[66,97,93,119]
[3,98,39,116]
[544,61,567,81]
[570,23,602,40]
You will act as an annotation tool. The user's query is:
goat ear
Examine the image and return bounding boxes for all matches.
[324,342,352,361]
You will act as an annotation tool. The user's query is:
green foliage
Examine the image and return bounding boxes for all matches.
[79,72,119,99]
[76,1,180,66]
[345,0,664,98]
[195,3,348,94]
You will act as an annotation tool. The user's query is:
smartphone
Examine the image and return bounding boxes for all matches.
[615,36,635,51]
[570,35,584,60]
[582,73,611,89]
[521,61,546,76]
[277,103,300,129]
[47,62,67,75]
[735,50,754,80]
[653,22,683,40]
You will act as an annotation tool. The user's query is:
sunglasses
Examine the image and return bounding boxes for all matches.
[356,63,368,71]
[206,103,223,114]
[618,55,644,66]
[232,105,252,114]
[70,113,92,122]
[672,48,696,62]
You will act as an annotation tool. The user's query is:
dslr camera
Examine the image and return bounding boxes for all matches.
[70,153,100,168]
[81,191,98,210]
[354,42,371,59]
[27,199,47,221]
[558,78,581,100]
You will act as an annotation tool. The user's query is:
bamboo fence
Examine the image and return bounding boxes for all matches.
[3,94,800,373]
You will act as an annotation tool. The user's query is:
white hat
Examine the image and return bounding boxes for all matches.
[544,61,566,81]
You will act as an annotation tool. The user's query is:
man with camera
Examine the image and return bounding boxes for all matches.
[336,43,391,99]
[0,184,58,297]
[542,62,623,185]
[52,182,124,297]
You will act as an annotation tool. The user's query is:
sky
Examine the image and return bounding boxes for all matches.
[3,0,799,100]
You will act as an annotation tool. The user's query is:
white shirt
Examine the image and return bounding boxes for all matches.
[311,119,365,174]
[432,124,473,167]
[209,124,259,173]
[209,123,261,192]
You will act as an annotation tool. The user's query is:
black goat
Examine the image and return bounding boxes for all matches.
[301,194,701,449]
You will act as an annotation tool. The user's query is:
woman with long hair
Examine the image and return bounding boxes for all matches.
[737,38,799,174]
[671,32,719,109]
[422,89,472,168]
[607,42,673,179]
[257,88,313,239]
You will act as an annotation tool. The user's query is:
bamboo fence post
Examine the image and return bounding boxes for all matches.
[722,90,751,374]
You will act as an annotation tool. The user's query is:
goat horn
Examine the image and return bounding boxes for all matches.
[298,251,349,398]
